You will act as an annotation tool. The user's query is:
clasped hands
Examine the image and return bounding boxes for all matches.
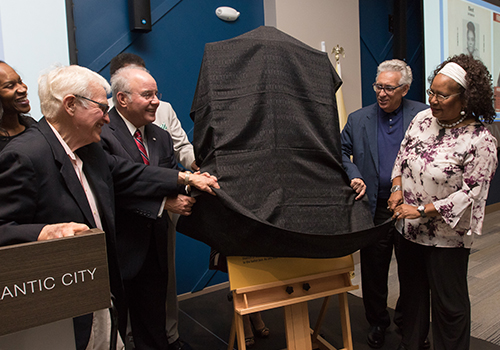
[387,191,422,220]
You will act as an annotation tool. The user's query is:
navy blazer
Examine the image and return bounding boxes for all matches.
[340,99,429,217]
[99,108,180,280]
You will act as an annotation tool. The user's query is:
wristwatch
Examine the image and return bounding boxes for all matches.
[417,205,426,218]
[390,185,401,193]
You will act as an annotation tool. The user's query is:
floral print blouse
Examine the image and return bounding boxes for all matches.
[392,109,498,248]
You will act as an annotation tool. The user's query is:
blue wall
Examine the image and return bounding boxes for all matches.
[359,0,425,106]
[72,0,265,294]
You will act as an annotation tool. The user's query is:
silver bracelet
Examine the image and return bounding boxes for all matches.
[390,185,401,193]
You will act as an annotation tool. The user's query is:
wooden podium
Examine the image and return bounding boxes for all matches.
[227,255,358,350]
[0,229,111,346]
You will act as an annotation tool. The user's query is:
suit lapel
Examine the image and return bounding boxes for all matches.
[108,108,144,163]
[77,144,114,230]
[402,99,417,130]
[364,104,379,174]
[38,118,97,227]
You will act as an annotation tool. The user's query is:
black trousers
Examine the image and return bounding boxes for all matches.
[360,198,402,329]
[124,236,169,350]
[398,237,471,350]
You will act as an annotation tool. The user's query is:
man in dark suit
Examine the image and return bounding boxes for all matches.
[108,54,195,350]
[341,59,428,348]
[0,65,218,350]
[99,66,195,350]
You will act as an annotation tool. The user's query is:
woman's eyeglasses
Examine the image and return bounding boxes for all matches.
[426,89,461,102]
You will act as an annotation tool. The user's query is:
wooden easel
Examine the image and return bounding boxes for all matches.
[227,255,358,350]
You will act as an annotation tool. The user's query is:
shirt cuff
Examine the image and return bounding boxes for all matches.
[158,197,167,217]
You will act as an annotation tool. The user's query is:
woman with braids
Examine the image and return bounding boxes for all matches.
[388,54,497,350]
[0,61,36,151]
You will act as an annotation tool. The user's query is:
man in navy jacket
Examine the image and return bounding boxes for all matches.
[341,59,428,349]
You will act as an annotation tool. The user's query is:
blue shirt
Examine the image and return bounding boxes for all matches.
[377,104,404,199]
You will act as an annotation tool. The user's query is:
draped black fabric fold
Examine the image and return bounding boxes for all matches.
[177,26,389,258]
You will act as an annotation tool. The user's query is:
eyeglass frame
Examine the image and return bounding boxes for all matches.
[426,89,461,102]
[123,90,162,101]
[372,83,404,94]
[75,94,110,115]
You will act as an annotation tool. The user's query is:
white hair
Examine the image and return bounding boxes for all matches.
[110,65,149,106]
[376,59,413,86]
[38,64,111,119]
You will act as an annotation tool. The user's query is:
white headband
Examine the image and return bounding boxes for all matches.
[438,62,467,88]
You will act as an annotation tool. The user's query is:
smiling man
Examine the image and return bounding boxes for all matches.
[99,66,197,350]
[0,65,218,350]
[340,59,428,348]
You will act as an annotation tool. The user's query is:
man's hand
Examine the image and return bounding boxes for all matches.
[350,178,366,200]
[38,222,90,241]
[164,195,196,216]
[189,172,220,195]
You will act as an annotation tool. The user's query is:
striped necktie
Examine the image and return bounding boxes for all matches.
[133,129,149,165]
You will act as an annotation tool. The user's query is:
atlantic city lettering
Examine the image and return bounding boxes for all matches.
[0,268,97,300]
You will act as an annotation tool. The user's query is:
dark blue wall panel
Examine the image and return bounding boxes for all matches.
[359,0,425,106]
[72,0,264,294]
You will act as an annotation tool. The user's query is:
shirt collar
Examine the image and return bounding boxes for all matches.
[116,109,146,137]
[378,102,403,118]
[46,120,78,162]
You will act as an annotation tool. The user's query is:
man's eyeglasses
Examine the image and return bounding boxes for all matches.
[372,83,404,94]
[124,90,162,101]
[75,95,110,115]
[426,89,461,102]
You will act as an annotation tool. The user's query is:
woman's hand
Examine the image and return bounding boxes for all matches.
[388,191,403,211]
[392,204,420,220]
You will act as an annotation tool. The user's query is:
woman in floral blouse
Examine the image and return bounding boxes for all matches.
[388,54,498,350]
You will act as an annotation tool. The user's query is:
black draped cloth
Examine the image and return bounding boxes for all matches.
[177,26,390,258]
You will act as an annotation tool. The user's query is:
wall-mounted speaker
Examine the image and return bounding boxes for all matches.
[128,0,152,32]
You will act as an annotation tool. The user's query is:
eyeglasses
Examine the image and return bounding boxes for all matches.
[372,83,404,94]
[124,90,162,101]
[75,95,110,115]
[426,89,461,102]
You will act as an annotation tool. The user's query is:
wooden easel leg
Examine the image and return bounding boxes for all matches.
[234,312,246,350]
[284,302,313,350]
[228,313,236,350]
[338,292,353,350]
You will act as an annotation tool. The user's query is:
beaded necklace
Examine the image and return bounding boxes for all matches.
[436,114,467,128]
